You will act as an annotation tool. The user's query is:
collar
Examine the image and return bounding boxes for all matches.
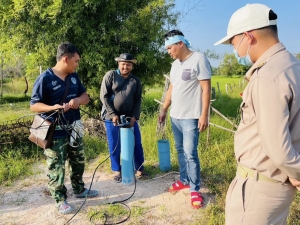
[245,43,286,80]
[116,69,132,78]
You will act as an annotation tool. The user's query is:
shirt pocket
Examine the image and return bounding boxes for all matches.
[181,69,191,81]
[240,101,255,124]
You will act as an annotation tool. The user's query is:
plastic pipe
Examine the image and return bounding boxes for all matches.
[121,127,135,185]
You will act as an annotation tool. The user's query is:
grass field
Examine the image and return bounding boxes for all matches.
[0,76,299,224]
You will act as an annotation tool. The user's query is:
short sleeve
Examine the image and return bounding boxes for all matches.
[76,75,86,95]
[196,55,212,80]
[30,76,44,105]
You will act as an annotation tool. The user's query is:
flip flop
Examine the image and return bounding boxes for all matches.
[191,192,204,209]
[135,171,150,179]
[168,180,190,192]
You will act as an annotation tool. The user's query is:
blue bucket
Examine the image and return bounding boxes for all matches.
[121,127,135,185]
[157,139,171,172]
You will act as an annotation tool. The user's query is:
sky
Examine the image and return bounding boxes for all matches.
[172,0,300,67]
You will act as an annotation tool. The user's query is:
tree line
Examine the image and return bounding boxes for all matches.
[0,1,299,111]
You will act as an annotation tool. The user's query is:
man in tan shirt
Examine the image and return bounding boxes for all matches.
[215,4,300,225]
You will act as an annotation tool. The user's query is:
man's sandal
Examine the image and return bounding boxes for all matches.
[168,180,190,192]
[113,171,122,183]
[114,174,122,183]
[191,192,204,209]
[135,171,150,180]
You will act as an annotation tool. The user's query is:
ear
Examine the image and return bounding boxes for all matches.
[62,55,68,64]
[178,41,185,47]
[245,32,254,44]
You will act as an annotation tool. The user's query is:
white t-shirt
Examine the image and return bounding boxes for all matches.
[170,51,211,119]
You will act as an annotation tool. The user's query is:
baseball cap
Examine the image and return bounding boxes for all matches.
[214,4,277,45]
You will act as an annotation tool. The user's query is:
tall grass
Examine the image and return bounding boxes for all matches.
[0,101,32,121]
[1,77,300,224]
[1,76,34,95]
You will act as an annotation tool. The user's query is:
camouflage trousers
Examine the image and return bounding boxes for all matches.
[44,137,85,203]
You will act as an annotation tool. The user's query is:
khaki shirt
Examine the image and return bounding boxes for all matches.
[235,43,300,182]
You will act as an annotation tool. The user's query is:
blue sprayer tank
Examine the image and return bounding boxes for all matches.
[121,127,135,185]
[157,139,171,171]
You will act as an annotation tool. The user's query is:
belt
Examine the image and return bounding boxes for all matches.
[237,163,279,183]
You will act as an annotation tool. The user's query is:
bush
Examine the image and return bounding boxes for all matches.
[0,94,31,104]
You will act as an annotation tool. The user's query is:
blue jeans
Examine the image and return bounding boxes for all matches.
[171,117,201,192]
[105,120,144,172]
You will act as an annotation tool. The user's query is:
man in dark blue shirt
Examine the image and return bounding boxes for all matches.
[30,42,98,214]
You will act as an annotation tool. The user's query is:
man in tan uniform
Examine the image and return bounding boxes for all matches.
[214,4,300,225]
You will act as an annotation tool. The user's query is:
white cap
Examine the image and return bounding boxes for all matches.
[214,4,277,46]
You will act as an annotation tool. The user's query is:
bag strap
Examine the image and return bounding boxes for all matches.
[52,75,71,124]
[60,75,71,104]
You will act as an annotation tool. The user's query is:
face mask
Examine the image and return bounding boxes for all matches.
[233,34,253,66]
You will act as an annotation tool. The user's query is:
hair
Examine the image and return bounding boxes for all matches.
[256,10,278,36]
[164,29,184,39]
[56,42,81,61]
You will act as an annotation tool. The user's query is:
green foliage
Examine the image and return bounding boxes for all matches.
[0,0,179,113]
[288,193,300,225]
[87,204,129,224]
[83,135,107,161]
[203,49,223,60]
[295,53,300,60]
[218,53,250,76]
[0,94,31,104]
[0,149,39,185]
[199,196,226,225]
[212,95,241,118]
[1,77,300,224]
[0,101,32,121]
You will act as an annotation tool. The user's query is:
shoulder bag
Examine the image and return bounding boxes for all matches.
[28,76,70,149]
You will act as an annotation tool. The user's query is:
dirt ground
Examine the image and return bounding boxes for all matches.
[0,162,213,225]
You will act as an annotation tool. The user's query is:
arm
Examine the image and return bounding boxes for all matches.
[130,79,142,127]
[100,71,118,120]
[69,92,89,109]
[198,79,211,132]
[256,77,300,180]
[30,102,63,113]
[158,83,172,124]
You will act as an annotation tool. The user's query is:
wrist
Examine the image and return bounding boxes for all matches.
[162,107,168,113]
[74,98,80,105]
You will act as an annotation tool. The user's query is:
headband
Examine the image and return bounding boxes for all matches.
[164,35,192,48]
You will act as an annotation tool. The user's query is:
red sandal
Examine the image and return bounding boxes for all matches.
[168,180,190,192]
[191,192,204,209]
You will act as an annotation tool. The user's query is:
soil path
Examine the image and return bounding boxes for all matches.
[0,163,212,225]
